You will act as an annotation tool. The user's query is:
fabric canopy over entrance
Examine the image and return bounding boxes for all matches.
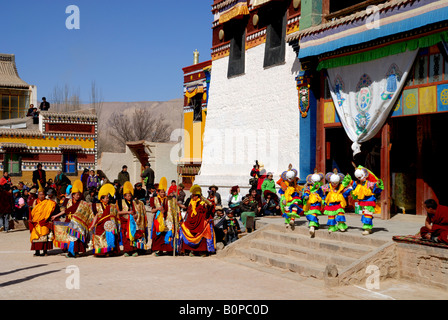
[326,49,418,156]
[218,0,250,24]
[288,0,448,60]
[250,0,273,7]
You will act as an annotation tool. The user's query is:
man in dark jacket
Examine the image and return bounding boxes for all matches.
[117,165,130,187]
[32,164,46,187]
[141,162,155,190]
[39,97,50,111]
[0,185,14,232]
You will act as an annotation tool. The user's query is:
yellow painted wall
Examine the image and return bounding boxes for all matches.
[182,108,207,163]
[0,135,95,149]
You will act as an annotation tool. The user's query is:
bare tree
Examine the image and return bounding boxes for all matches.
[107,108,171,151]
[50,84,81,112]
[90,80,103,119]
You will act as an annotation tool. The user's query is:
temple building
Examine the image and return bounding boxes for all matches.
[1,53,37,120]
[286,0,448,216]
[178,52,212,189]
[195,0,303,199]
[0,110,98,185]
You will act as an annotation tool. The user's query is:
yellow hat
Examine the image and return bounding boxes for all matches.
[72,180,83,194]
[98,183,116,199]
[158,177,167,192]
[37,181,45,193]
[190,185,202,196]
[123,181,134,195]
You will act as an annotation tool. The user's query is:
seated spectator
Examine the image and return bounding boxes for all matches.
[208,185,221,206]
[213,205,227,247]
[240,195,258,232]
[227,186,242,216]
[248,188,262,216]
[262,190,281,216]
[224,209,241,244]
[420,199,448,244]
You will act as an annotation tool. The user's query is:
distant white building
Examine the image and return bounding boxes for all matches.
[98,140,179,186]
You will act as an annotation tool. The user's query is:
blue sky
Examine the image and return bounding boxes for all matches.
[0,0,212,103]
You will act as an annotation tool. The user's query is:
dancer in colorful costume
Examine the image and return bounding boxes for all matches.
[179,185,215,256]
[351,165,384,235]
[277,164,303,229]
[53,180,94,258]
[118,181,148,256]
[322,169,352,233]
[150,177,174,256]
[303,170,325,237]
[90,184,120,257]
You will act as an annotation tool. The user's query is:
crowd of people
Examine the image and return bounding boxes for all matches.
[1,158,447,259]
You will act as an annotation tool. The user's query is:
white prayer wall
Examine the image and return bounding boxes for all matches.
[195,43,301,203]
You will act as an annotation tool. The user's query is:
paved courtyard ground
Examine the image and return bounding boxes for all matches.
[1,213,447,304]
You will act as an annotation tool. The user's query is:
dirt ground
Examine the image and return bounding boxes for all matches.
[1,224,448,303]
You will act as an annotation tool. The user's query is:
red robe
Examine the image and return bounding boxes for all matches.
[420,205,448,243]
[62,199,86,254]
[180,200,214,252]
[151,196,173,253]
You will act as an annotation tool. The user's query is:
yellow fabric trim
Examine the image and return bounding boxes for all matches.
[189,198,200,217]
[219,4,249,24]
[352,182,373,200]
[185,86,204,99]
[325,184,347,208]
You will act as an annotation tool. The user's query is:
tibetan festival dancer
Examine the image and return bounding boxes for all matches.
[118,181,148,257]
[179,185,216,256]
[303,170,325,237]
[277,164,303,229]
[351,165,384,235]
[90,184,120,257]
[322,169,352,233]
[29,184,60,256]
[52,180,94,258]
[150,177,175,256]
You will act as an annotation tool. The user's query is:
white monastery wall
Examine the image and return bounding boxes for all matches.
[195,43,301,203]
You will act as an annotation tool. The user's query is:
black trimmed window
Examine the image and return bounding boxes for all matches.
[3,153,22,176]
[191,94,203,122]
[262,2,287,68]
[226,19,246,78]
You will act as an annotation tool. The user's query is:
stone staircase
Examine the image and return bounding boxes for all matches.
[218,220,397,286]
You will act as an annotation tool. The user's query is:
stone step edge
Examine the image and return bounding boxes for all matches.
[260,229,376,255]
[248,238,358,267]
[234,247,327,279]
[268,223,389,247]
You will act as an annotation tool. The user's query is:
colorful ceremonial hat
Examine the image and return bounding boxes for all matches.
[325,168,345,183]
[158,177,167,192]
[123,181,134,195]
[306,168,324,185]
[37,181,44,193]
[281,163,298,181]
[190,184,202,196]
[72,179,83,194]
[98,183,116,199]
